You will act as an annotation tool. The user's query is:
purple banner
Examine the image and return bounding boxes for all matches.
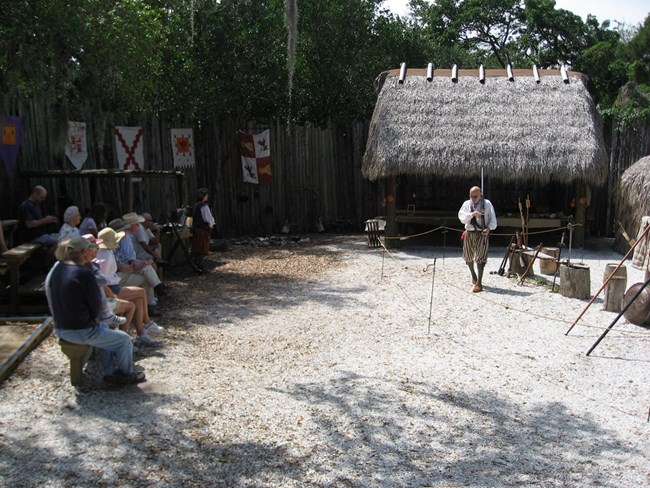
[0,116,24,174]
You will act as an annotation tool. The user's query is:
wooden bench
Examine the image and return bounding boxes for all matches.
[58,339,93,386]
[2,242,44,313]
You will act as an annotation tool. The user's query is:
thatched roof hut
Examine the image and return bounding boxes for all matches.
[615,155,650,253]
[362,68,608,184]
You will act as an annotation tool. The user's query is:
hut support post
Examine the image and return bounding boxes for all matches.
[125,174,133,213]
[574,181,587,247]
[385,176,397,242]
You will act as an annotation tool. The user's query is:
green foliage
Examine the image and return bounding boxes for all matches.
[0,0,647,127]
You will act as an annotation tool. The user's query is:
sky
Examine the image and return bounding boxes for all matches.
[382,0,649,27]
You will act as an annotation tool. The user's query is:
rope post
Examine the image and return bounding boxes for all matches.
[426,258,437,335]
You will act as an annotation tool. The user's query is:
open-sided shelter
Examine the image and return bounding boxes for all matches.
[362,67,609,245]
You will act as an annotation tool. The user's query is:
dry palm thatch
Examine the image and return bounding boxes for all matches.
[362,68,608,184]
[614,155,650,252]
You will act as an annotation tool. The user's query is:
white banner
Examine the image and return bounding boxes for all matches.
[65,121,88,169]
[171,128,195,168]
[114,126,144,170]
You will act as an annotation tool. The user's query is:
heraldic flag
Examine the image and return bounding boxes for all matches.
[115,126,145,170]
[171,128,195,168]
[0,115,23,174]
[65,121,88,169]
[239,129,272,184]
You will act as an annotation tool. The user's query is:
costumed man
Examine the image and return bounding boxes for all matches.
[191,188,216,272]
[458,186,497,292]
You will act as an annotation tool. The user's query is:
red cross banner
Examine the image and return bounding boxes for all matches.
[239,129,273,184]
[171,128,195,168]
[65,121,88,169]
[115,126,144,170]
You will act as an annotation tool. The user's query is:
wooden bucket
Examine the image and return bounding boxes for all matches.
[623,283,650,325]
[560,264,590,299]
[603,264,627,312]
[539,247,560,275]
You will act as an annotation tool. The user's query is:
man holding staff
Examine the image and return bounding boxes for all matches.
[458,186,497,292]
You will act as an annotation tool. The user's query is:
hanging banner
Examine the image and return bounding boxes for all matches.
[114,126,144,170]
[239,129,273,184]
[0,116,24,174]
[65,121,88,169]
[171,128,195,168]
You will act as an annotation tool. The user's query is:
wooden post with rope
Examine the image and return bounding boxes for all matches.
[565,223,650,335]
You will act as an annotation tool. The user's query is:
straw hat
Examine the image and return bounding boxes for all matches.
[122,212,145,226]
[98,227,126,250]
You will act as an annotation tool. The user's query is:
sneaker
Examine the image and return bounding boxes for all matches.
[132,344,139,353]
[104,370,146,385]
[107,315,127,327]
[472,283,483,293]
[136,332,159,345]
[144,320,165,334]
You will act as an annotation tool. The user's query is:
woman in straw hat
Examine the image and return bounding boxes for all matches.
[94,227,165,343]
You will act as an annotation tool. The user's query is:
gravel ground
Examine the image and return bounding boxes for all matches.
[0,234,649,487]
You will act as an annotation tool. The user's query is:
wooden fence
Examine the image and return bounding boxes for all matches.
[1,95,383,237]
[2,94,648,243]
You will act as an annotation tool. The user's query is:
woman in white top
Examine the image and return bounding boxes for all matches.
[58,206,81,242]
[94,227,164,338]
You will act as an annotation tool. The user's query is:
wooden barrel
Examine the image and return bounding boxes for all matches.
[539,247,560,275]
[623,283,650,325]
[603,263,627,283]
[560,264,590,299]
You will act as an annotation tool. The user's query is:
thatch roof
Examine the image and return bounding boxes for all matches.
[362,68,608,184]
[614,155,650,253]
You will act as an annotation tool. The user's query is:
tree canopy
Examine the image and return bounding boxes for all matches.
[0,0,647,125]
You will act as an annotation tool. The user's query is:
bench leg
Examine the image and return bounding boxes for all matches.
[59,341,93,386]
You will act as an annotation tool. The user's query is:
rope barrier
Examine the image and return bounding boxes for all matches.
[373,237,646,419]
[384,224,570,242]
[377,236,650,339]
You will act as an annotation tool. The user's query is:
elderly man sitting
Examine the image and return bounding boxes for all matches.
[45,237,145,385]
[110,213,168,306]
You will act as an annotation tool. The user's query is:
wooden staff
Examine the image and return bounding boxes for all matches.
[565,223,650,335]
[525,194,531,246]
[517,243,542,286]
[518,197,525,244]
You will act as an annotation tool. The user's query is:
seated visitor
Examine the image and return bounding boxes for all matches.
[111,214,168,306]
[20,185,58,246]
[93,228,164,342]
[58,206,81,241]
[82,233,159,346]
[44,237,145,385]
[79,202,107,237]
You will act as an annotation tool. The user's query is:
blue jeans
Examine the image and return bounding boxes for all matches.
[55,322,133,376]
[32,233,59,246]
